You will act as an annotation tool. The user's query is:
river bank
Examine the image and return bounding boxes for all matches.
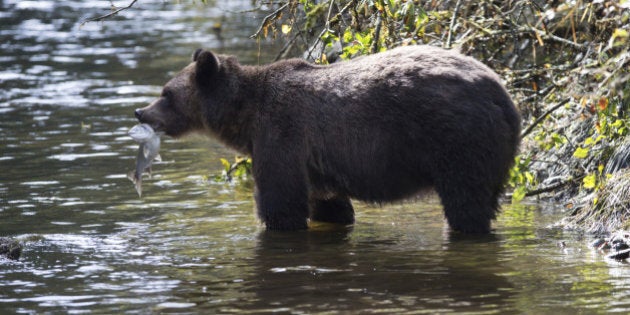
[252,0,630,233]
[2,1,630,313]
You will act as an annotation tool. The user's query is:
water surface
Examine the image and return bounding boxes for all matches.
[2,1,630,314]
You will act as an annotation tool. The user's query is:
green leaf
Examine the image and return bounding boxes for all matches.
[613,28,629,38]
[583,174,597,189]
[220,158,230,171]
[233,167,244,178]
[321,30,338,44]
[573,147,589,159]
[512,186,527,203]
[343,28,353,42]
[525,172,535,184]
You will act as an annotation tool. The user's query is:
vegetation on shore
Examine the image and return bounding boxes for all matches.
[249,0,629,233]
[87,0,630,232]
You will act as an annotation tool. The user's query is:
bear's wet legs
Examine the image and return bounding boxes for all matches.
[435,184,497,234]
[444,209,493,234]
[309,196,355,225]
[254,186,309,230]
[252,137,310,230]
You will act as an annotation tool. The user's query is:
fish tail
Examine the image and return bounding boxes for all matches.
[127,171,142,197]
[135,179,142,198]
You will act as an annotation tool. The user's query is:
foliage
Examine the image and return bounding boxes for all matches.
[509,155,536,203]
[568,169,630,233]
[216,156,252,182]
[88,0,629,230]
[252,1,629,207]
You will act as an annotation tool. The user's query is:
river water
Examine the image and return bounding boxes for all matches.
[2,0,630,314]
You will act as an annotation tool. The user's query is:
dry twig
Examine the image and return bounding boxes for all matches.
[250,2,290,38]
[81,0,138,25]
[521,98,571,139]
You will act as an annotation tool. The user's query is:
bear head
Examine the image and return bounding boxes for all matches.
[134,49,227,138]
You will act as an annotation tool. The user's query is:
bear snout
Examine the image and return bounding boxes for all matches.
[133,107,165,134]
[134,108,144,121]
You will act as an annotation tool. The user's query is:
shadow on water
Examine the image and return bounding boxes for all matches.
[245,228,514,314]
[3,0,630,314]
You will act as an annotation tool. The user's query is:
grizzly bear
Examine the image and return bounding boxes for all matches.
[134,45,521,233]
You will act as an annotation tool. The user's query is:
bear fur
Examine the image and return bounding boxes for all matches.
[135,45,521,233]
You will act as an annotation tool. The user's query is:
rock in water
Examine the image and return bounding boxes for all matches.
[0,237,22,260]
[607,249,630,260]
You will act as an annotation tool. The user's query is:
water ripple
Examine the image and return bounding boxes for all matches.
[48,152,118,161]
[13,1,55,10]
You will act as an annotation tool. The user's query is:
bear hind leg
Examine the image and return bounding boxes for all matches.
[309,195,355,225]
[436,183,499,234]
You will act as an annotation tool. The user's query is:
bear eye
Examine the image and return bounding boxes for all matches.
[161,90,173,100]
[160,90,175,109]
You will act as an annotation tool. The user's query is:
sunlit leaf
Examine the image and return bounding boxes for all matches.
[220,158,230,171]
[374,1,384,12]
[583,174,597,189]
[595,120,601,132]
[573,147,589,159]
[598,97,608,111]
[612,28,629,39]
[512,186,527,203]
[319,53,328,64]
[343,28,353,42]
[320,30,337,44]
[525,172,535,183]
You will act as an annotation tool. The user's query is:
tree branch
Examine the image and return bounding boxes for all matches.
[524,175,584,197]
[81,0,138,25]
[250,2,290,39]
[521,98,571,139]
[528,26,589,51]
[304,0,355,61]
[445,0,462,49]
[519,84,556,104]
[370,11,382,54]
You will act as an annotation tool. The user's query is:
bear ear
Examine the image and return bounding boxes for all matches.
[192,48,203,62]
[194,49,221,85]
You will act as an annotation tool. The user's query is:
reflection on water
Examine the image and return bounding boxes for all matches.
[2,0,630,314]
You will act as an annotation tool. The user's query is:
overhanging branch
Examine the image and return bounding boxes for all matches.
[521,98,571,139]
[81,0,138,25]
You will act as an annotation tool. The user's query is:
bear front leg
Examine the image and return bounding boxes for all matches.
[309,195,355,225]
[252,140,310,231]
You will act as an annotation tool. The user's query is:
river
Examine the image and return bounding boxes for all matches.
[2,0,630,314]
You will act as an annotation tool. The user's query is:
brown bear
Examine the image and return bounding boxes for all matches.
[134,45,521,233]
